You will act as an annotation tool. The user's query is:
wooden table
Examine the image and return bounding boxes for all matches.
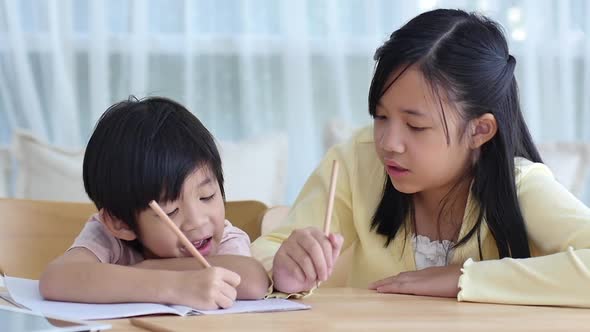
[129,288,590,331]
[2,287,589,331]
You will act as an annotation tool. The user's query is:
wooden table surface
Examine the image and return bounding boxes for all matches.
[128,288,590,332]
[2,286,588,331]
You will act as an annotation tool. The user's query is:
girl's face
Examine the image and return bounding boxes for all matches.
[135,166,226,259]
[373,66,473,196]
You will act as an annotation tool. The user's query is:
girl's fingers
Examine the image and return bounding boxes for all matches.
[310,231,335,274]
[286,241,318,282]
[296,233,329,281]
[328,233,344,259]
[368,275,400,290]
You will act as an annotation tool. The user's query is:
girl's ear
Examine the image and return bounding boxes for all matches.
[99,209,138,241]
[469,113,497,149]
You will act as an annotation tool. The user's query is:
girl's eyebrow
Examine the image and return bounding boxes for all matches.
[402,109,426,117]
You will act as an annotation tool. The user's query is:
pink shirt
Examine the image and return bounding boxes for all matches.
[69,214,252,265]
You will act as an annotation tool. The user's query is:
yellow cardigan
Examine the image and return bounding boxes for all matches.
[251,125,590,307]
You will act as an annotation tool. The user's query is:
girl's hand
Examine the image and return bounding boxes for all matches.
[368,264,462,298]
[272,227,343,294]
[170,266,241,310]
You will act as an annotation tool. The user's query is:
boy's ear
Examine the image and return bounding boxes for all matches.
[99,209,138,241]
[469,113,497,149]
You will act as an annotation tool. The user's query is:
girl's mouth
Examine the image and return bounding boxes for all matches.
[386,164,410,178]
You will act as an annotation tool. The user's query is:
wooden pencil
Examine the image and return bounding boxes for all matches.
[323,160,339,236]
[149,200,211,268]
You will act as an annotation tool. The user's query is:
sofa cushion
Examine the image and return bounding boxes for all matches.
[13,131,288,206]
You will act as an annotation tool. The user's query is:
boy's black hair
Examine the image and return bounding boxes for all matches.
[83,96,224,236]
[369,9,542,259]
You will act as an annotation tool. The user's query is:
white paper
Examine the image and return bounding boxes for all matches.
[5,277,309,320]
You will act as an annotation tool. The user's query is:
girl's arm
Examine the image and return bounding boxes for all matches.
[458,162,590,307]
[250,137,359,294]
[134,255,270,299]
[39,248,241,309]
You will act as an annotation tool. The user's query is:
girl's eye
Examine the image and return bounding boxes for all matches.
[166,208,179,217]
[201,193,215,201]
[373,114,387,120]
[408,124,427,131]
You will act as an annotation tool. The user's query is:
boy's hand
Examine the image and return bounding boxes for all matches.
[272,227,343,294]
[171,266,241,309]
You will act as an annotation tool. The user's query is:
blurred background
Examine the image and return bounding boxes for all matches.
[0,0,589,206]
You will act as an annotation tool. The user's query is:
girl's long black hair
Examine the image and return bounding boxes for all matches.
[369,9,542,259]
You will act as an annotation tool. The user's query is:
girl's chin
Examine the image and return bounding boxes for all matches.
[390,179,419,194]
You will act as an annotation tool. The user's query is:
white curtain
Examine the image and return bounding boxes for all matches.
[0,0,588,203]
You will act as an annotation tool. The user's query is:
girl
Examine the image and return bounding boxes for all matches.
[252,9,590,306]
[40,97,270,309]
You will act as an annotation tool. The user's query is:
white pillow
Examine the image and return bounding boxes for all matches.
[13,131,88,202]
[13,131,288,206]
[0,146,11,197]
[219,133,288,206]
[323,118,359,152]
[537,143,590,198]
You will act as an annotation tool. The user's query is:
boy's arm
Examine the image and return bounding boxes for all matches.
[40,248,240,309]
[135,255,270,299]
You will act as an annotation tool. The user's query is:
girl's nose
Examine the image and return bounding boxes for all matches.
[380,125,405,154]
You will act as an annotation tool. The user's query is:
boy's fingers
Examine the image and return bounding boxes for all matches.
[221,269,242,287]
[220,281,238,302]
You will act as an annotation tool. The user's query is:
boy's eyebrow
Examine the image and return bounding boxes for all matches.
[197,177,213,187]
[151,177,214,216]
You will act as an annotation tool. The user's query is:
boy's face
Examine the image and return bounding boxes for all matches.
[135,166,225,259]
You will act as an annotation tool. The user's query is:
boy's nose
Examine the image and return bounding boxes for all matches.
[180,214,208,232]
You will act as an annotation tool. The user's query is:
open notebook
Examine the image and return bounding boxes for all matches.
[2,277,310,320]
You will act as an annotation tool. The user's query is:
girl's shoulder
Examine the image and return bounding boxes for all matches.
[354,125,374,144]
[514,157,554,185]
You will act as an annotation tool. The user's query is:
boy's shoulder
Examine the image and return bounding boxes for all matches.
[218,220,252,257]
[70,214,143,265]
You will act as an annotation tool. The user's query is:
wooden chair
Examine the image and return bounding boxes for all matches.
[0,198,267,279]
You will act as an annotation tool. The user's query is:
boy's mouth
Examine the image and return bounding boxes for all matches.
[181,236,213,256]
[192,237,211,250]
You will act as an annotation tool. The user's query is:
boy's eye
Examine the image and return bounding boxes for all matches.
[201,193,215,201]
[373,114,387,120]
[166,208,179,217]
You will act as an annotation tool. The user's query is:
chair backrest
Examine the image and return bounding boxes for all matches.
[224,200,268,241]
[0,198,267,279]
[0,198,96,279]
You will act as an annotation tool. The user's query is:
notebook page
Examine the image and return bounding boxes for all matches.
[4,277,180,320]
[171,298,310,315]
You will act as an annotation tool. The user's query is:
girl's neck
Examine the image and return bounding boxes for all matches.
[412,178,472,241]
